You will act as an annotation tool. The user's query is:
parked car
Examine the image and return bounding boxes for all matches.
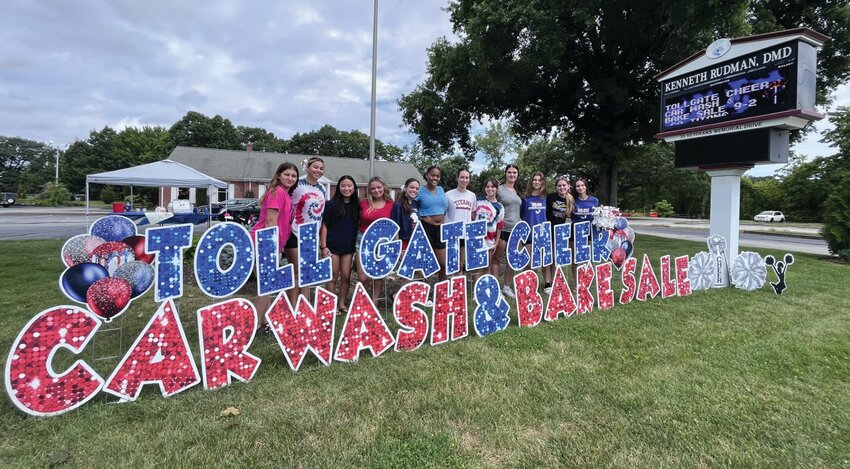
[73,193,86,201]
[211,198,257,213]
[219,201,260,226]
[1,192,16,207]
[753,210,785,222]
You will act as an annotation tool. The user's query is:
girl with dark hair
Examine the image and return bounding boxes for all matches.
[473,177,504,278]
[288,157,328,302]
[521,170,548,278]
[571,177,599,282]
[252,162,298,328]
[543,176,575,294]
[413,166,449,281]
[391,178,420,250]
[320,175,360,313]
[494,163,521,299]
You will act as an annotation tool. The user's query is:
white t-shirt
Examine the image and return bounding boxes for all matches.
[445,188,477,225]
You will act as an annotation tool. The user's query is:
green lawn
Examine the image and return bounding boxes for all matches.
[0,236,848,467]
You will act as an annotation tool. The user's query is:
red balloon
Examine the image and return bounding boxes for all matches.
[611,247,627,269]
[86,277,132,321]
[122,235,155,264]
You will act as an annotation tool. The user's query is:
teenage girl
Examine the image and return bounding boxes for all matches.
[391,178,420,251]
[494,164,522,299]
[543,176,575,294]
[252,162,298,328]
[288,157,327,304]
[357,176,394,301]
[445,168,477,272]
[473,177,504,278]
[413,166,449,282]
[571,177,599,280]
[320,175,360,314]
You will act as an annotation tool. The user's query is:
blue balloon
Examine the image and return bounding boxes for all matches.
[614,217,629,231]
[91,216,137,242]
[620,240,634,258]
[114,261,155,297]
[61,262,109,302]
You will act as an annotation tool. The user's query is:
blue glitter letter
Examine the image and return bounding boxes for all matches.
[464,220,488,272]
[194,222,255,298]
[358,219,401,279]
[255,227,294,296]
[397,223,440,280]
[507,221,530,271]
[441,221,464,276]
[573,221,591,264]
[472,274,510,336]
[530,221,553,269]
[146,224,193,302]
[298,221,332,287]
[591,226,611,262]
[554,223,573,267]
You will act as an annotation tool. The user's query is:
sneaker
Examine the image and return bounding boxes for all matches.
[543,283,553,295]
[501,285,516,299]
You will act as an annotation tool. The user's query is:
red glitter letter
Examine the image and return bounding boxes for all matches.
[267,288,338,371]
[660,255,676,299]
[636,254,660,302]
[334,283,395,362]
[544,267,577,321]
[431,277,468,345]
[393,282,431,352]
[197,298,262,389]
[595,262,614,310]
[619,257,637,305]
[675,255,692,297]
[514,270,543,327]
[576,263,595,315]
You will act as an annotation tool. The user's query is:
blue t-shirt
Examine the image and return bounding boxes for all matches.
[413,186,448,217]
[322,199,358,254]
[520,194,547,228]
[390,202,415,241]
[572,196,599,223]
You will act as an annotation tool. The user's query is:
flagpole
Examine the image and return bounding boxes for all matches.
[369,0,378,178]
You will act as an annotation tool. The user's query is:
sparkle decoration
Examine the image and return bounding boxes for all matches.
[675,255,692,297]
[90,215,137,242]
[591,226,611,263]
[619,257,638,305]
[688,251,714,291]
[431,277,468,346]
[60,263,109,303]
[765,253,794,295]
[61,234,105,267]
[472,274,510,337]
[121,235,155,264]
[194,222,254,298]
[514,270,543,327]
[591,205,622,230]
[86,277,132,322]
[4,306,104,416]
[197,298,261,389]
[595,262,614,310]
[393,282,431,352]
[297,221,332,287]
[573,221,592,264]
[255,226,294,296]
[104,300,200,401]
[266,288,337,371]
[90,241,136,275]
[113,261,155,298]
[660,255,677,299]
[636,254,661,301]
[334,283,395,362]
[358,219,401,280]
[730,251,767,292]
[544,267,576,321]
[397,223,439,280]
[464,220,489,272]
[530,221,553,269]
[576,263,595,314]
[441,221,465,276]
[146,224,193,302]
[506,221,530,270]
[553,223,573,266]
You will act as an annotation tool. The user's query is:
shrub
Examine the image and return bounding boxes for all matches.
[820,171,850,255]
[100,186,116,204]
[39,182,71,206]
[244,190,255,198]
[653,199,675,217]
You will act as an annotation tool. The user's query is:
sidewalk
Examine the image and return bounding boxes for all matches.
[626,216,822,239]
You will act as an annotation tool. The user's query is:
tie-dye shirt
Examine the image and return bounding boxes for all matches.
[290,178,328,236]
[473,198,504,250]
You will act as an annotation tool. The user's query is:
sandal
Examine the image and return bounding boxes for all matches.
[337,306,348,316]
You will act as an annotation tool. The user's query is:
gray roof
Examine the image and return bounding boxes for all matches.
[168,146,422,188]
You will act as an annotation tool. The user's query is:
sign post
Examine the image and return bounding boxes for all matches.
[655,28,827,285]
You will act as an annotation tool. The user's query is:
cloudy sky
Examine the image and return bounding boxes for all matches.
[2,1,846,176]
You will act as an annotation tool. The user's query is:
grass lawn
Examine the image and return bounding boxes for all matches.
[0,236,848,467]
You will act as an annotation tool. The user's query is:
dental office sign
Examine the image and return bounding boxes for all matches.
[8,215,699,417]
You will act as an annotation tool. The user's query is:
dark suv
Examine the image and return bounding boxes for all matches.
[1,192,16,207]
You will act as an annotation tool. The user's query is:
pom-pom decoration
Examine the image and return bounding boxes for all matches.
[431,277,469,345]
[4,306,104,416]
[591,206,622,230]
[266,288,338,371]
[730,251,767,292]
[688,252,714,291]
[104,300,200,401]
[393,282,431,352]
[61,234,105,267]
[472,274,510,337]
[197,298,262,390]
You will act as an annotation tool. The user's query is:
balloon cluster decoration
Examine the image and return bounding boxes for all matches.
[59,216,156,321]
[592,206,636,270]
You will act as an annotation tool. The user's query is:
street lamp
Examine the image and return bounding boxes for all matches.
[48,140,59,184]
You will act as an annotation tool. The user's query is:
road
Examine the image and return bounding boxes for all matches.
[0,207,832,255]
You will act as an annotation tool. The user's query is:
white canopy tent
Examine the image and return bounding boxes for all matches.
[85,159,227,219]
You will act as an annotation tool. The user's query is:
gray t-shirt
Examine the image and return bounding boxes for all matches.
[497,185,522,232]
